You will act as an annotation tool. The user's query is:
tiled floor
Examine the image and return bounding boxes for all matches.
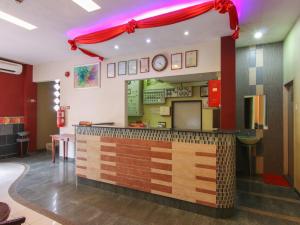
[1,152,300,225]
[0,163,61,225]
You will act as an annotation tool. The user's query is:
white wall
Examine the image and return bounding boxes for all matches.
[33,39,221,158]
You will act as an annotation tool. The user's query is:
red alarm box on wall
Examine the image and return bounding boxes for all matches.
[208,80,221,108]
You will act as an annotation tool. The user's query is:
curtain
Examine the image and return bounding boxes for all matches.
[68,0,239,60]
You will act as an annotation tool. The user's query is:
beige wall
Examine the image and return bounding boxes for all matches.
[37,82,59,150]
[283,17,300,191]
[33,39,221,157]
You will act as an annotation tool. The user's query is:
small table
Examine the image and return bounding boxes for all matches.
[50,134,75,163]
[0,202,10,222]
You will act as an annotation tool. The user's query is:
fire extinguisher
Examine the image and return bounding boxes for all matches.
[57,108,65,128]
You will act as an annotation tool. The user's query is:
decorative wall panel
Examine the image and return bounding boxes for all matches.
[75,126,235,209]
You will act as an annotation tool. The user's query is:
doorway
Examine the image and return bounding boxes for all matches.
[37,82,59,151]
[284,81,294,185]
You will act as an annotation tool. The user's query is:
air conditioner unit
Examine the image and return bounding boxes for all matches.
[0,60,23,75]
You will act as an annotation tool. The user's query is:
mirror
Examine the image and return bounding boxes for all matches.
[244,95,267,129]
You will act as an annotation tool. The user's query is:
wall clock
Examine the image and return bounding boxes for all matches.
[152,54,168,72]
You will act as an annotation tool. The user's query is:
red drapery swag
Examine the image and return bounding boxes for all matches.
[68,0,239,61]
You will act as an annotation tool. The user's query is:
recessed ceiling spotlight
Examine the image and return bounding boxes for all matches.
[114,45,119,50]
[146,38,151,44]
[184,31,189,36]
[254,31,263,39]
[0,10,37,30]
[72,0,101,12]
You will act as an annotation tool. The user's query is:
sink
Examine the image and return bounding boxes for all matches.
[237,136,261,145]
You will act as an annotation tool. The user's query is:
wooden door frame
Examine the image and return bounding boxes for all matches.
[283,81,294,181]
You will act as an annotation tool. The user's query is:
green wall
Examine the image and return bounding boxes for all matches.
[283,17,300,191]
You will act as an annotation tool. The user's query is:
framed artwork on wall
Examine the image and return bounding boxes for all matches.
[185,50,198,68]
[74,63,100,88]
[171,53,183,70]
[140,58,150,73]
[128,59,138,75]
[200,86,208,97]
[118,61,127,76]
[107,63,116,78]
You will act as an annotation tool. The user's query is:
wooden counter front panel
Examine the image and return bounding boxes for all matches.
[76,135,217,207]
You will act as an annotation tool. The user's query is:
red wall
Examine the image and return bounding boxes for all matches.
[0,64,37,151]
[0,72,24,116]
[220,36,236,130]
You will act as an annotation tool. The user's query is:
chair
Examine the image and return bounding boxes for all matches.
[0,202,25,225]
[0,217,26,225]
[16,132,30,157]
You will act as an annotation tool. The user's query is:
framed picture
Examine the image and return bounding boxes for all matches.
[118,61,127,76]
[107,63,116,78]
[128,59,138,75]
[140,58,150,73]
[171,53,183,70]
[200,86,208,97]
[74,63,100,88]
[185,50,198,68]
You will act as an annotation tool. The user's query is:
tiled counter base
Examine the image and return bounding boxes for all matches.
[75,126,236,218]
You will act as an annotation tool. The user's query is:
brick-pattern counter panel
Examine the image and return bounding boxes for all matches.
[75,126,235,211]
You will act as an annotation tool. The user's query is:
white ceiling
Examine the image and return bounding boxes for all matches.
[0,0,299,65]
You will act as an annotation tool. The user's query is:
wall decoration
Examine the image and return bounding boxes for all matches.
[171,53,182,70]
[140,58,150,73]
[152,54,168,72]
[200,86,208,97]
[128,59,138,75]
[67,1,239,60]
[185,50,198,68]
[74,63,100,88]
[118,61,127,76]
[107,63,116,78]
[65,71,70,78]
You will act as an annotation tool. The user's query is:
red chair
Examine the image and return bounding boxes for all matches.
[0,203,25,225]
[0,217,26,225]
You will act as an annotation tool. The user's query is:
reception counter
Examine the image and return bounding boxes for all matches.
[74,126,236,217]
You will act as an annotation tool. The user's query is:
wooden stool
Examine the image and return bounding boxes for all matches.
[16,132,30,158]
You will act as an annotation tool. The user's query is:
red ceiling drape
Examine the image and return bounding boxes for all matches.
[68,0,239,61]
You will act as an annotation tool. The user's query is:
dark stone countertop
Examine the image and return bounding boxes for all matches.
[74,124,238,134]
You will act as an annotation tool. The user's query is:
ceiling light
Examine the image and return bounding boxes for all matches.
[0,10,37,30]
[114,45,119,50]
[254,31,263,39]
[184,31,189,36]
[146,38,151,44]
[72,0,101,12]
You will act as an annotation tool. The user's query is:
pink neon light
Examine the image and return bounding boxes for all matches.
[133,0,207,20]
